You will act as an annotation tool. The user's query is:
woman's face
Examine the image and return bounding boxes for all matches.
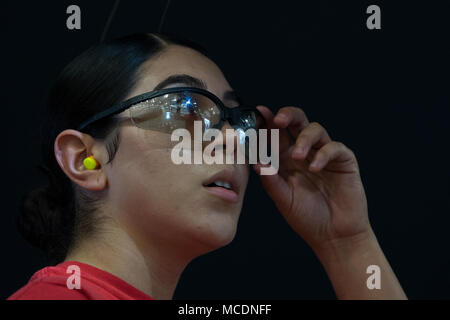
[103,45,250,255]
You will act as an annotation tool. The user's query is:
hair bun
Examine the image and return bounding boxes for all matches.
[17,183,71,263]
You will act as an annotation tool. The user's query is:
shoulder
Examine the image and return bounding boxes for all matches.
[8,279,89,300]
[8,262,117,300]
[8,264,91,300]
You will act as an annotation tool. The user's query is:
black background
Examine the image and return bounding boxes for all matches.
[1,0,449,299]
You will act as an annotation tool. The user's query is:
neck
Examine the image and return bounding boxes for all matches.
[64,225,195,299]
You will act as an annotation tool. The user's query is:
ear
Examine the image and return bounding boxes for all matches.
[54,129,108,191]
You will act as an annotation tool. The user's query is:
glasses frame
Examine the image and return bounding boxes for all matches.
[77,86,265,132]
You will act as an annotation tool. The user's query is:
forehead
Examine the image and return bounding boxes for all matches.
[127,45,232,99]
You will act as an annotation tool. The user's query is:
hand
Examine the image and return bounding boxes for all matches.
[254,106,371,251]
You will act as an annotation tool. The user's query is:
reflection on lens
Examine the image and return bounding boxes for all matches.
[129,91,221,134]
[239,111,261,130]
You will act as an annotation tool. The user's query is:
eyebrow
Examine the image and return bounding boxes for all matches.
[153,74,242,105]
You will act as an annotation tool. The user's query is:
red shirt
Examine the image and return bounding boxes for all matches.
[8,261,154,300]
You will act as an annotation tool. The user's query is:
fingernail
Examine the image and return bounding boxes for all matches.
[310,160,320,169]
[276,114,288,122]
[292,147,303,157]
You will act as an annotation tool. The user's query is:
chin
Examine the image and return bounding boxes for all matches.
[190,215,239,253]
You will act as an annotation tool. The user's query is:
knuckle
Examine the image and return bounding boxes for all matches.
[295,107,306,117]
[316,148,329,160]
[309,121,323,131]
[336,141,356,157]
[296,134,310,146]
[348,148,356,159]
[275,109,288,118]
[333,141,345,149]
[286,106,306,118]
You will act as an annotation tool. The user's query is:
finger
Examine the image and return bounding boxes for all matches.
[291,122,332,160]
[256,105,292,151]
[273,106,310,137]
[308,141,356,172]
[256,105,276,129]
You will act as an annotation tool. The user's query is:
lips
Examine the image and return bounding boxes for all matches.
[202,169,241,202]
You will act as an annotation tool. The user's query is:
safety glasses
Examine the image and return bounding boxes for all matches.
[77,87,266,135]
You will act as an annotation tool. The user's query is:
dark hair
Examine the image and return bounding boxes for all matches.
[17,32,210,265]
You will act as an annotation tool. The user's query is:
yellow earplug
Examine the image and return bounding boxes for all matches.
[83,155,99,170]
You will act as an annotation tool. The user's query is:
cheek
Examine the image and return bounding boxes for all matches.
[109,130,202,231]
[108,128,244,249]
[115,137,192,211]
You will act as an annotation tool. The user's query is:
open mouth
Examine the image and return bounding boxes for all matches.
[202,171,240,203]
[205,180,233,190]
[203,183,238,202]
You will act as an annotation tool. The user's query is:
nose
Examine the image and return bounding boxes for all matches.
[201,120,248,163]
[220,120,244,161]
[201,121,236,156]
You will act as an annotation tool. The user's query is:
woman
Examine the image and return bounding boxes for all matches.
[8,32,406,300]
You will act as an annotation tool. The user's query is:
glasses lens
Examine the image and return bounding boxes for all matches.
[129,91,221,134]
[237,109,265,131]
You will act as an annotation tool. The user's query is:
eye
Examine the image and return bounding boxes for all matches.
[183,97,193,107]
[181,95,198,113]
